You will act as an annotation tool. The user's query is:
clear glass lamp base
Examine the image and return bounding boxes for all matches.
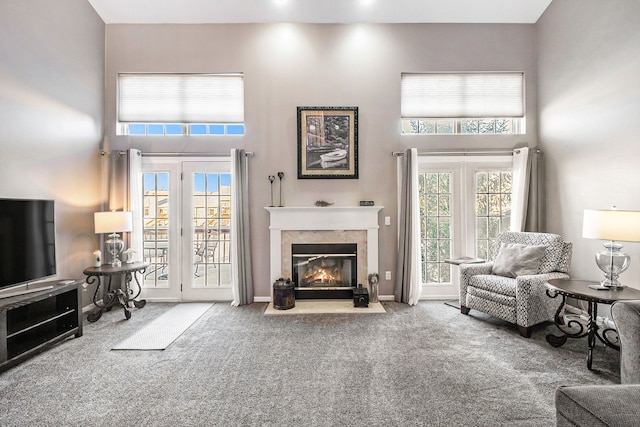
[595,242,630,288]
[105,233,125,267]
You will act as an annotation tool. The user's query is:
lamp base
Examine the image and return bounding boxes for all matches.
[595,241,630,289]
[105,233,125,267]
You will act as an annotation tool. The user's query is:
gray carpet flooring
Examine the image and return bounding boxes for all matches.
[0,301,619,426]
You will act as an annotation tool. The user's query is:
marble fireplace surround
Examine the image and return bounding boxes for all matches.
[265,206,383,299]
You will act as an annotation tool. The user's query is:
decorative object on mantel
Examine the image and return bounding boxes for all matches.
[314,200,334,207]
[368,273,380,303]
[268,175,275,207]
[273,278,295,310]
[277,172,285,207]
[297,106,359,179]
[359,200,374,206]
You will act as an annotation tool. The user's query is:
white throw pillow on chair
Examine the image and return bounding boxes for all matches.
[491,243,547,278]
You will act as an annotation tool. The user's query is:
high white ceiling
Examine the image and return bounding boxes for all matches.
[87,0,553,24]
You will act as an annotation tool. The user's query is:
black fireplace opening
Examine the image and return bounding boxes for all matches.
[291,243,357,299]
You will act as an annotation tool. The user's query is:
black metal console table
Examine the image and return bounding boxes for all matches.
[84,262,149,322]
[545,278,640,370]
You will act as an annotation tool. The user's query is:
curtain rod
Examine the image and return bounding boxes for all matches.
[101,150,253,157]
[140,151,254,157]
[392,148,540,156]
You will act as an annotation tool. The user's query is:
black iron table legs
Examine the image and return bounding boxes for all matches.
[84,262,149,322]
[545,288,619,370]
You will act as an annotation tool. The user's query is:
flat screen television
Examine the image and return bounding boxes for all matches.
[0,198,57,292]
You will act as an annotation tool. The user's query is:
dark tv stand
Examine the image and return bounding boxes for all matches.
[0,281,82,372]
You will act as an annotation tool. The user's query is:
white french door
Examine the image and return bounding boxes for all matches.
[418,155,513,299]
[139,157,233,302]
[181,161,232,301]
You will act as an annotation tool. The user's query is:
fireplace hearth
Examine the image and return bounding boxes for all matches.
[292,243,357,299]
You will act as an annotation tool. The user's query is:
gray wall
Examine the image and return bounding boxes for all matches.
[6,2,637,300]
[105,23,538,299]
[0,0,105,304]
[537,0,640,288]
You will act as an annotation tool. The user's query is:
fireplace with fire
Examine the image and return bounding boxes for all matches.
[291,243,357,299]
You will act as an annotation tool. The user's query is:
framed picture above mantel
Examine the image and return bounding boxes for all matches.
[297,106,358,179]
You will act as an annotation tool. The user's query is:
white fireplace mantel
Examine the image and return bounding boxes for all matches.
[265,206,383,292]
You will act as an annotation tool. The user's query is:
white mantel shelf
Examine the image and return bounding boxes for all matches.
[265,206,383,230]
[265,206,384,296]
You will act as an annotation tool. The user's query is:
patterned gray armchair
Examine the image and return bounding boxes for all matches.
[459,231,572,337]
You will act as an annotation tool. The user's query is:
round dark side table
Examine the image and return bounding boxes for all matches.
[84,262,149,322]
[545,278,640,370]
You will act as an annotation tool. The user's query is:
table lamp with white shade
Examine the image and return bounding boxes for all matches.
[582,208,640,288]
[94,211,133,267]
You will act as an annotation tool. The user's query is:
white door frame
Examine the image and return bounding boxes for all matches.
[139,157,233,302]
[139,158,182,302]
[417,155,512,300]
[181,160,233,301]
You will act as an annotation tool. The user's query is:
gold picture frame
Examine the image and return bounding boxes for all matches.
[297,106,358,179]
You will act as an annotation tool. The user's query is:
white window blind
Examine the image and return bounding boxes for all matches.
[401,73,524,118]
[118,73,244,123]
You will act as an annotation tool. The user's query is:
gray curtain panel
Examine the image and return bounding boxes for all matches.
[104,149,142,254]
[511,147,541,232]
[525,149,541,232]
[395,148,420,305]
[231,149,254,306]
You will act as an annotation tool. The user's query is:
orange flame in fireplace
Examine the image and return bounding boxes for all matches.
[301,262,344,286]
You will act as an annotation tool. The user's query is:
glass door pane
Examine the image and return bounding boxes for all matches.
[192,172,232,288]
[182,161,233,301]
[419,171,453,284]
[142,172,170,287]
[474,170,512,260]
[139,159,181,301]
